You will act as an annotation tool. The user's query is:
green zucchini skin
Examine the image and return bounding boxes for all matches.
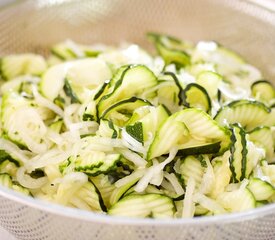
[177,141,221,156]
[247,178,275,201]
[229,124,247,183]
[101,97,152,120]
[108,193,175,218]
[182,83,212,113]
[251,80,275,103]
[97,64,157,118]
[147,33,191,68]
[147,108,230,159]
[215,100,272,131]
[163,72,185,105]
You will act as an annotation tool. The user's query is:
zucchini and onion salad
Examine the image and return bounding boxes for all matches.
[0,33,274,219]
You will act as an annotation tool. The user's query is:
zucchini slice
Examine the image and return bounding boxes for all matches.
[196,71,222,99]
[210,151,232,198]
[75,152,121,176]
[125,122,144,144]
[147,32,191,68]
[163,72,185,105]
[108,193,175,218]
[70,181,105,212]
[248,126,274,162]
[251,80,275,103]
[127,105,169,142]
[173,108,230,141]
[247,178,275,201]
[0,149,20,167]
[0,160,18,177]
[217,187,256,212]
[0,173,12,188]
[93,81,109,101]
[148,108,231,159]
[1,54,47,80]
[179,155,206,187]
[192,41,246,77]
[97,119,119,139]
[40,62,69,101]
[147,116,189,159]
[215,100,272,130]
[66,58,112,88]
[51,40,101,60]
[229,124,264,181]
[82,100,97,122]
[63,78,81,104]
[177,141,221,156]
[90,175,116,209]
[229,124,247,182]
[0,173,30,196]
[40,59,111,102]
[182,83,211,113]
[97,65,157,117]
[51,42,78,60]
[1,92,47,152]
[109,178,140,206]
[101,97,152,126]
[157,73,183,112]
[261,164,275,186]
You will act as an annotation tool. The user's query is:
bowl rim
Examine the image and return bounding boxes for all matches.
[0,185,274,226]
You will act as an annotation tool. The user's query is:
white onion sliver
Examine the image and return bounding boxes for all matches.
[134,148,178,192]
[91,137,123,148]
[46,130,64,145]
[150,159,164,186]
[193,193,226,214]
[164,172,185,195]
[32,87,64,117]
[240,179,249,190]
[17,167,48,189]
[199,157,215,194]
[0,138,30,163]
[161,179,175,192]
[18,129,47,154]
[70,196,91,211]
[121,129,146,154]
[118,149,147,167]
[182,177,196,218]
[150,170,163,186]
[26,150,71,170]
[115,169,146,188]
[1,75,39,94]
[64,104,81,129]
[69,121,99,132]
[7,107,48,154]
